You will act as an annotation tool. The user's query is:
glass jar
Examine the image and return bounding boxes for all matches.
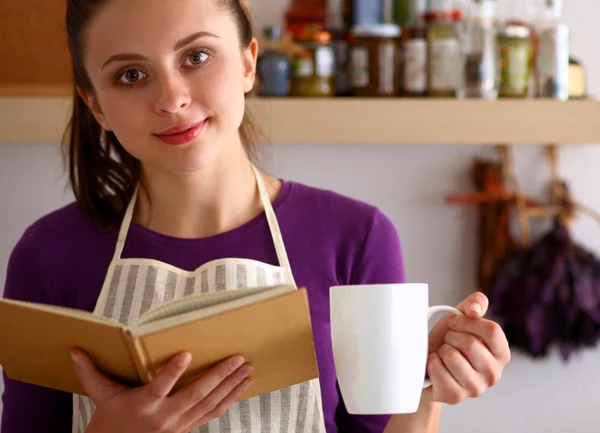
[290,27,336,97]
[350,24,402,97]
[498,24,533,98]
[257,27,292,97]
[461,0,499,99]
[427,1,462,98]
[400,0,428,97]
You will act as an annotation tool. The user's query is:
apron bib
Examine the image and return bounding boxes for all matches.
[72,166,326,433]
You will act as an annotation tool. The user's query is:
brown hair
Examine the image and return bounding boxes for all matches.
[64,0,259,229]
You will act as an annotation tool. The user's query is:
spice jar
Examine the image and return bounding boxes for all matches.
[290,27,336,97]
[461,0,499,99]
[257,26,292,97]
[498,24,534,98]
[427,0,462,98]
[350,24,401,97]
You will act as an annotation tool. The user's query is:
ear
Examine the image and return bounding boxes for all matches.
[242,38,259,94]
[76,86,112,131]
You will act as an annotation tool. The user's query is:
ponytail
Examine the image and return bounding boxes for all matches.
[64,89,139,229]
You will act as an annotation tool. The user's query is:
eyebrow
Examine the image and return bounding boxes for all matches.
[101,31,219,70]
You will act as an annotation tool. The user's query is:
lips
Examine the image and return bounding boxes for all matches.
[154,120,207,145]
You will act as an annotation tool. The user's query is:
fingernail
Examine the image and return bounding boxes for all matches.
[178,353,192,367]
[449,316,459,328]
[240,365,254,377]
[230,356,245,370]
[70,350,80,365]
[470,303,482,315]
[242,379,253,390]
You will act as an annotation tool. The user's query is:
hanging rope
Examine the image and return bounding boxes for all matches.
[498,145,532,248]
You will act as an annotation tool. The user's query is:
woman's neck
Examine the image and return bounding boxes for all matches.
[132,144,278,239]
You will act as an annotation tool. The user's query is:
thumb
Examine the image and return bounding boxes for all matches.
[454,291,489,319]
[71,349,127,403]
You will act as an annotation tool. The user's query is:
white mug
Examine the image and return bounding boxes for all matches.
[330,283,462,415]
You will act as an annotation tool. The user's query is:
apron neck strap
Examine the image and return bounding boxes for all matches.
[111,184,139,262]
[251,165,296,287]
[110,165,296,287]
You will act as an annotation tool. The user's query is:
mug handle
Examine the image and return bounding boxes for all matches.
[422,306,464,389]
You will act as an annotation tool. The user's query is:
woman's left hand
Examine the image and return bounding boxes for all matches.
[425,292,511,405]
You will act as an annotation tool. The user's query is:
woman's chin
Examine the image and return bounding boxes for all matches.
[146,144,225,175]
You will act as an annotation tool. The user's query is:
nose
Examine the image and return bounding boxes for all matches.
[153,73,191,114]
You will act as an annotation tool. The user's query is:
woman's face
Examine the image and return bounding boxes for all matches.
[80,0,257,174]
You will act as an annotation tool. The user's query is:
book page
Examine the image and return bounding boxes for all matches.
[133,284,293,328]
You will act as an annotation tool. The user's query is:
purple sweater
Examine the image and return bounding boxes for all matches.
[1,180,405,433]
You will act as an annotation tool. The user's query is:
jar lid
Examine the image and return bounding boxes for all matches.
[351,24,401,38]
[295,25,332,42]
[499,25,531,39]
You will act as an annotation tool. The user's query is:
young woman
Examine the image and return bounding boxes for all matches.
[1,0,511,432]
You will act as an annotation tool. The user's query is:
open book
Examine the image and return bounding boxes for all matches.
[0,284,319,400]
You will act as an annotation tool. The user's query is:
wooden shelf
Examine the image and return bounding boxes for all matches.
[2,96,600,145]
[250,98,600,145]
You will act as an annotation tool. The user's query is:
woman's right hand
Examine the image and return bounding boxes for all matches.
[72,349,253,433]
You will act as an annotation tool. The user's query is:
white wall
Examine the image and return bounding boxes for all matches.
[2,0,600,431]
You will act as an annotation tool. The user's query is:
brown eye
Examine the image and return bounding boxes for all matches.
[118,69,147,84]
[185,51,209,67]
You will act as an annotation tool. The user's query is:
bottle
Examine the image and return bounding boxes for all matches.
[461,0,499,99]
[400,0,428,96]
[535,0,569,100]
[395,0,412,28]
[427,0,462,97]
[256,27,292,97]
[326,0,352,95]
[382,0,395,23]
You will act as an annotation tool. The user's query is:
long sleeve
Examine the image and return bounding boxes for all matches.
[1,228,72,433]
[335,209,406,433]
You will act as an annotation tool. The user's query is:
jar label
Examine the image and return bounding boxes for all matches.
[403,39,427,93]
[429,38,460,91]
[315,46,335,77]
[503,45,531,91]
[351,47,369,88]
[378,42,396,95]
[293,57,314,77]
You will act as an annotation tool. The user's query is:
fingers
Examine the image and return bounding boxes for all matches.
[438,342,489,395]
[71,349,127,403]
[145,352,193,400]
[169,356,250,414]
[444,330,502,387]
[427,352,465,405]
[448,316,511,363]
[180,376,254,431]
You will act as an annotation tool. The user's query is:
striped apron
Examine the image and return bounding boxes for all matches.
[72,166,326,433]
